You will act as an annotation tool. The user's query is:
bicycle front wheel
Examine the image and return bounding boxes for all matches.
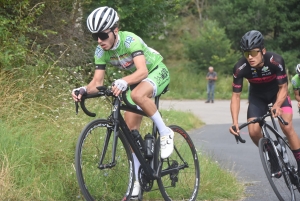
[75,119,134,201]
[259,137,295,201]
[156,125,200,201]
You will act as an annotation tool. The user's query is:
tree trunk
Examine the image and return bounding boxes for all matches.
[71,0,84,36]
[194,0,206,27]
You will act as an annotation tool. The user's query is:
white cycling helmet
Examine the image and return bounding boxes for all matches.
[87,6,119,33]
[296,64,300,75]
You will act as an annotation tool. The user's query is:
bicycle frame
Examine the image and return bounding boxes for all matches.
[81,91,163,181]
[112,97,160,180]
[234,106,288,144]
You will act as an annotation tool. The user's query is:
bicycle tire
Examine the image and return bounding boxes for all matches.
[156,125,200,201]
[259,137,295,201]
[75,119,134,201]
[279,138,300,194]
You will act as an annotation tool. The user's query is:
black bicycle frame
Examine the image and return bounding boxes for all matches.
[97,96,161,181]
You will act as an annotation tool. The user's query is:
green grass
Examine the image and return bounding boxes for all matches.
[162,60,250,100]
[198,151,245,200]
[0,66,245,200]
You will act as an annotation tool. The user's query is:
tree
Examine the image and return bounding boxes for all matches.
[275,0,300,52]
[207,0,276,49]
[207,0,300,55]
[185,20,240,74]
[206,0,300,72]
[83,0,186,37]
[0,0,45,70]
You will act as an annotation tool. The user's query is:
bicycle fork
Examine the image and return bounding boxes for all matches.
[97,127,118,169]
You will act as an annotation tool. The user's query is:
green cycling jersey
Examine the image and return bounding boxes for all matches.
[94,31,163,72]
[291,74,300,90]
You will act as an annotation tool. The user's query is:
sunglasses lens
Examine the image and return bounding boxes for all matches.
[92,32,109,41]
[244,50,259,58]
[243,52,249,57]
[251,51,259,57]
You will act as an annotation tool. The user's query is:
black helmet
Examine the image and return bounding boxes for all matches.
[240,30,264,51]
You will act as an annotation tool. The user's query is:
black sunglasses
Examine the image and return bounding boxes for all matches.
[92,30,112,41]
[243,50,260,58]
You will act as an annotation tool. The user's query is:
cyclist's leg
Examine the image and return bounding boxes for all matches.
[124,111,143,197]
[278,96,300,175]
[130,63,173,159]
[247,94,268,146]
[124,111,143,131]
[278,96,300,149]
[259,137,296,200]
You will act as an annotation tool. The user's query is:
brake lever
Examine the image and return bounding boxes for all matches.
[75,90,79,115]
[232,126,246,144]
[272,109,288,125]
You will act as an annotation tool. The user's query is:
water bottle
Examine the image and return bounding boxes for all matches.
[275,140,288,164]
[144,134,154,159]
[131,130,144,153]
[281,145,289,163]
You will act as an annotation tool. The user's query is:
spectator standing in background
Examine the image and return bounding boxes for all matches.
[205,66,217,103]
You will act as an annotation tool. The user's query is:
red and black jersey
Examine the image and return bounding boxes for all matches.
[232,52,288,94]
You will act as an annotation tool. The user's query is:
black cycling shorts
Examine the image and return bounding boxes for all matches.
[247,92,292,119]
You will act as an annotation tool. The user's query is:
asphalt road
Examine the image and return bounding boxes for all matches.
[159,99,300,201]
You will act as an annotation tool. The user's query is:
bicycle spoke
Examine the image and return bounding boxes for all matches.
[259,137,297,201]
[157,125,200,201]
[75,119,133,201]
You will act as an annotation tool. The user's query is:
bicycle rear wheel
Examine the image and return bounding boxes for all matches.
[75,119,134,201]
[259,137,295,201]
[156,125,200,201]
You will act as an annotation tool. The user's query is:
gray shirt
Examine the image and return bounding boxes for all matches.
[206,72,217,84]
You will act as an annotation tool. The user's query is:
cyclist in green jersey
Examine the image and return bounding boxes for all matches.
[291,64,300,109]
[71,6,174,197]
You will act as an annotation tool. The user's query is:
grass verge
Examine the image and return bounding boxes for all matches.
[0,66,245,200]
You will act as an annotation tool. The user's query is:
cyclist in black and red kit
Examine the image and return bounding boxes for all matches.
[229,30,300,173]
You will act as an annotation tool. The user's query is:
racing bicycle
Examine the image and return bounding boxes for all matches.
[233,106,300,201]
[74,85,200,201]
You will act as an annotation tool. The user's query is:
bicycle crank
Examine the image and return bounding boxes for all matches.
[138,167,153,191]
[169,160,179,187]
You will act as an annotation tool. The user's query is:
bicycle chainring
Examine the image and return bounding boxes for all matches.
[138,166,153,192]
[169,160,179,187]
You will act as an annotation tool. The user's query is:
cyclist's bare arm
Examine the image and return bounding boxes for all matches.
[272,83,288,117]
[230,92,241,135]
[294,89,300,109]
[294,89,300,102]
[112,55,148,96]
[86,70,105,93]
[124,55,148,85]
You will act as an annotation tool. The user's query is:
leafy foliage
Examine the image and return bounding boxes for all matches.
[83,0,186,37]
[206,0,300,72]
[0,0,45,70]
[185,20,240,74]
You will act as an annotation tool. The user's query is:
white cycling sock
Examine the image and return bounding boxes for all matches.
[132,153,140,181]
[150,110,170,136]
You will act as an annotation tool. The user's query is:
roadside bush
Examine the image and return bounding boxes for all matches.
[0,1,45,70]
[184,20,240,75]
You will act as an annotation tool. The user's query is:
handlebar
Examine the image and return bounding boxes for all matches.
[74,86,114,117]
[232,109,288,144]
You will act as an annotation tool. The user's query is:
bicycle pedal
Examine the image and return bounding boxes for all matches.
[272,171,282,178]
